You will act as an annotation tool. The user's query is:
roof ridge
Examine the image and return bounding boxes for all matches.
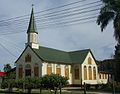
[38,46,68,53]
[69,49,90,53]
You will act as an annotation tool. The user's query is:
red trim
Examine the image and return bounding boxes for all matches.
[0,72,6,77]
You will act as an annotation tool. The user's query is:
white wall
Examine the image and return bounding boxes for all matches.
[81,52,98,85]
[42,63,72,84]
[16,46,42,79]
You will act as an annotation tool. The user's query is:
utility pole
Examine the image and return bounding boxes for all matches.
[84,82,86,94]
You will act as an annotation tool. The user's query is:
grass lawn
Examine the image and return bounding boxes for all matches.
[0,88,96,94]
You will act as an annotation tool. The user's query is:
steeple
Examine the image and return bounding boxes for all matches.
[27,6,38,34]
[26,6,39,49]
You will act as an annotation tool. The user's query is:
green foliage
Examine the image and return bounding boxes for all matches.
[1,79,8,89]
[2,65,16,92]
[97,0,120,82]
[97,0,120,43]
[15,74,68,94]
[15,77,41,94]
[15,78,24,89]
[41,73,68,94]
[3,64,11,72]
[114,44,120,82]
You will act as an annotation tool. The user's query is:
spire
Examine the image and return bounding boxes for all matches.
[27,5,38,34]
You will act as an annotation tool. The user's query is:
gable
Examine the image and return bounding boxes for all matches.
[82,51,97,65]
[15,45,43,64]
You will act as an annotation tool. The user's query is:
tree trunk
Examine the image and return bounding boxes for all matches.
[27,89,31,94]
[8,83,12,92]
[40,88,42,94]
[60,87,61,94]
[54,89,57,94]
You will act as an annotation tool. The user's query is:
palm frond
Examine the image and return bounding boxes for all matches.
[113,14,120,43]
[97,11,114,31]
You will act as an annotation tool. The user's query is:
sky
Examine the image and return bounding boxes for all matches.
[0,0,116,70]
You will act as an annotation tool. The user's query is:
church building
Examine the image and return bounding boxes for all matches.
[15,8,106,85]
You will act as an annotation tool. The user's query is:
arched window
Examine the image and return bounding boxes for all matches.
[74,66,79,79]
[18,64,23,79]
[88,66,92,80]
[56,64,61,75]
[47,63,52,75]
[25,64,31,77]
[93,67,96,80]
[34,63,39,77]
[65,65,69,78]
[84,66,87,80]
[88,57,92,64]
[25,54,31,62]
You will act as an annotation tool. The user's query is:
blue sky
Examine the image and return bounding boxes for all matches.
[0,0,116,70]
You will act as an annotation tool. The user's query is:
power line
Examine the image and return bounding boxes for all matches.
[0,42,17,58]
[0,37,22,51]
[39,15,97,29]
[36,9,100,25]
[0,0,87,23]
[0,1,101,36]
[35,4,101,22]
[0,0,101,26]
[36,0,101,17]
[0,0,101,30]
[0,15,97,36]
[0,10,99,35]
[0,4,100,29]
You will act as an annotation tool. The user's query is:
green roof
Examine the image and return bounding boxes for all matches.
[69,50,90,63]
[33,46,91,64]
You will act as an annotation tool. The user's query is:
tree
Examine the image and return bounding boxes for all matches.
[114,44,120,81]
[1,71,16,92]
[23,76,38,94]
[2,64,15,92]
[15,77,42,94]
[97,0,120,44]
[41,73,68,94]
[97,0,120,82]
[3,64,11,72]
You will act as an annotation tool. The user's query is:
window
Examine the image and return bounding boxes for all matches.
[105,74,107,79]
[84,66,87,80]
[25,64,31,76]
[47,63,52,75]
[65,65,69,78]
[74,66,79,79]
[18,64,23,79]
[34,63,39,77]
[99,74,101,79]
[25,54,31,62]
[102,74,104,79]
[88,66,92,80]
[93,67,96,80]
[88,57,92,64]
[56,64,61,75]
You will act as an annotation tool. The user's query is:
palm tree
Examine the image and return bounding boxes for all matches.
[97,0,120,44]
[3,64,11,72]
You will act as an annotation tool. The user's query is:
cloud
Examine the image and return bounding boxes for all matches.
[0,0,117,70]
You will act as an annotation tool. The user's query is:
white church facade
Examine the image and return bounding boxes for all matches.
[15,8,108,85]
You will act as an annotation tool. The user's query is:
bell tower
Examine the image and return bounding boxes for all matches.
[26,6,39,49]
